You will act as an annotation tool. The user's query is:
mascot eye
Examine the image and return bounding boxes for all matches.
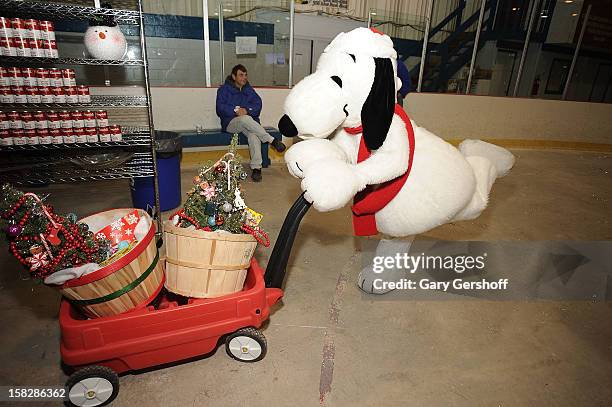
[330,75,342,88]
[348,53,356,62]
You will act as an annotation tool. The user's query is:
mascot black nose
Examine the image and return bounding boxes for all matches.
[278,114,298,138]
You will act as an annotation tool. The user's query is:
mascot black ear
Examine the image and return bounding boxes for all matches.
[361,57,395,151]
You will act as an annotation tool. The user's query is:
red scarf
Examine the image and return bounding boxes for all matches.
[344,104,415,236]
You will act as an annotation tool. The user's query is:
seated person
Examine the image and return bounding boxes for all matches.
[216,64,286,182]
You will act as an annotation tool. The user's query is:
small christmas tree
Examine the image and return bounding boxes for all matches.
[172,135,268,245]
[0,184,111,280]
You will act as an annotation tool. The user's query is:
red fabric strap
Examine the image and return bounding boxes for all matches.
[343,104,415,236]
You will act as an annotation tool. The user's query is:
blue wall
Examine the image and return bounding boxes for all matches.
[54,13,275,44]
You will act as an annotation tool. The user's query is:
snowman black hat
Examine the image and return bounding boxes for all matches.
[89,2,118,27]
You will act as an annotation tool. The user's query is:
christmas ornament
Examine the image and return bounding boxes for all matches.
[207,216,216,227]
[205,202,216,216]
[234,188,246,211]
[222,202,233,213]
[7,224,22,237]
[66,213,78,224]
[240,172,248,180]
[84,3,127,60]
[46,227,61,246]
[193,176,202,184]
[26,251,49,271]
[215,214,225,226]
[1,185,111,280]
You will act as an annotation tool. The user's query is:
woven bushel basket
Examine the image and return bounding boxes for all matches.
[163,221,257,298]
[59,209,165,318]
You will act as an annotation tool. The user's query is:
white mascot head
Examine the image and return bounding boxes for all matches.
[279,27,402,151]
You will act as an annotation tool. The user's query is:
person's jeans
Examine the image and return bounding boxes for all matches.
[227,115,275,169]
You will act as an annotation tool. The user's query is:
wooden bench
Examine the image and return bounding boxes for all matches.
[181,127,282,168]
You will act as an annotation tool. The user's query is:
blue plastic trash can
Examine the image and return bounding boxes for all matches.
[131,131,182,212]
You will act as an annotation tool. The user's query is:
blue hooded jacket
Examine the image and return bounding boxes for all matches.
[216,76,262,131]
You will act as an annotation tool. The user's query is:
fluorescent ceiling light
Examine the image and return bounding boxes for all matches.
[564,0,573,3]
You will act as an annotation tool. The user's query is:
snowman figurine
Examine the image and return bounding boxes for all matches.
[84,2,127,60]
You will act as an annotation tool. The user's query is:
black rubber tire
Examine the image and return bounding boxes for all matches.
[64,365,119,407]
[225,327,267,363]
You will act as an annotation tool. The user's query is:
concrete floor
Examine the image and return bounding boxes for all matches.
[0,148,611,406]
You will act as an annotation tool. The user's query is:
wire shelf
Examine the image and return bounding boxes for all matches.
[0,0,140,25]
[0,56,145,66]
[0,152,154,185]
[0,127,152,151]
[1,96,149,110]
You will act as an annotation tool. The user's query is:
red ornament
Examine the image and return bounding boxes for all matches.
[46,227,61,246]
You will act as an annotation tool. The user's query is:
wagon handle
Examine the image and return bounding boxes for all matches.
[264,192,312,289]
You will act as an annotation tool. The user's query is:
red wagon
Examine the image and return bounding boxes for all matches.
[60,195,311,407]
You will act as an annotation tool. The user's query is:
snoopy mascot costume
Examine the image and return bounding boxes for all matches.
[278,27,515,294]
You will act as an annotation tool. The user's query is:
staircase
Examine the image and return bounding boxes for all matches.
[392,0,556,93]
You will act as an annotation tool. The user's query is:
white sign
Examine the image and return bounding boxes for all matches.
[236,36,257,55]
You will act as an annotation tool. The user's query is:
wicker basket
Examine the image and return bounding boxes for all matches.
[163,221,257,298]
[59,209,165,318]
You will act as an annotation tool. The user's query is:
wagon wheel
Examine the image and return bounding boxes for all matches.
[65,365,119,407]
[225,327,267,362]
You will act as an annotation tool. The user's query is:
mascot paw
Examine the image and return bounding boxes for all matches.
[301,160,364,212]
[357,264,407,295]
[285,139,346,179]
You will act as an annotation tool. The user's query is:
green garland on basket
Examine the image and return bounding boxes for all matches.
[171,134,269,246]
[0,184,111,280]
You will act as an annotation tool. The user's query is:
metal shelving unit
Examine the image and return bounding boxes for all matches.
[0,0,141,24]
[0,95,149,110]
[0,0,161,229]
[0,56,145,66]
